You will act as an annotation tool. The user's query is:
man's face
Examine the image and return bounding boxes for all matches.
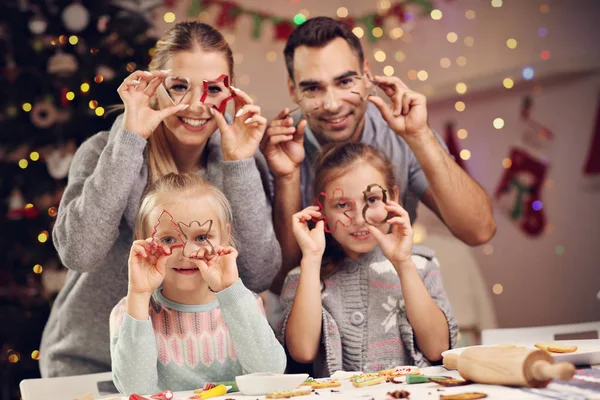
[289,37,372,144]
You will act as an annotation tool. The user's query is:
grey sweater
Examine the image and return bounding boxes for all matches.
[39,115,282,377]
[278,245,458,377]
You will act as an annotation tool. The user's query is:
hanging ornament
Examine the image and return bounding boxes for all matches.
[6,188,25,220]
[61,2,90,33]
[30,101,58,129]
[273,19,295,41]
[29,14,48,35]
[46,142,76,179]
[47,51,78,77]
[96,65,116,81]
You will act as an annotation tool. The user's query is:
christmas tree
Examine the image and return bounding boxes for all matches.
[0,1,160,398]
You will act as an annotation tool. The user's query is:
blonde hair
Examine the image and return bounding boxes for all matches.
[135,173,237,248]
[146,22,234,182]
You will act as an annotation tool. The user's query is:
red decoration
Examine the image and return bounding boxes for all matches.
[390,3,407,22]
[274,20,295,41]
[215,1,240,28]
[313,188,355,233]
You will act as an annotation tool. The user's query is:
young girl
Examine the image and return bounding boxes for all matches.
[279,143,458,377]
[110,173,286,395]
[41,22,281,377]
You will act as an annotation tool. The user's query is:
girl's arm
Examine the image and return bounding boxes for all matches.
[284,256,323,363]
[109,299,161,396]
[53,127,147,272]
[217,280,286,373]
[396,259,450,361]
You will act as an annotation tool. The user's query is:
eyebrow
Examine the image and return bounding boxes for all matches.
[298,70,359,88]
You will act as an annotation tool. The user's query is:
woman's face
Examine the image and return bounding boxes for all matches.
[156,48,232,148]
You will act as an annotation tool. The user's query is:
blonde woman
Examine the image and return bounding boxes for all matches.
[40,22,281,377]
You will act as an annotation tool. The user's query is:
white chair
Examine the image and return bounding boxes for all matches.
[481,321,600,345]
[20,371,119,400]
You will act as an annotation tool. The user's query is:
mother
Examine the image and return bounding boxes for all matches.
[40,21,281,377]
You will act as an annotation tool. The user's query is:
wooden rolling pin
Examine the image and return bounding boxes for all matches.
[442,347,575,388]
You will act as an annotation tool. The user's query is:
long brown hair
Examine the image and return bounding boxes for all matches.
[147,22,234,182]
[312,142,397,275]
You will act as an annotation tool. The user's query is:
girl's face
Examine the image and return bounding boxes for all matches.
[156,48,231,148]
[321,161,398,260]
[146,197,229,294]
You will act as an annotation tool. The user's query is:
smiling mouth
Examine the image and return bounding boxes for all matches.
[321,113,350,124]
[179,117,209,127]
[173,266,199,272]
[350,230,370,237]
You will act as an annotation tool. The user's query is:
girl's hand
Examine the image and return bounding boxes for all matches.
[213,87,267,161]
[118,70,189,139]
[127,238,169,296]
[193,246,240,292]
[367,201,414,270]
[292,206,326,262]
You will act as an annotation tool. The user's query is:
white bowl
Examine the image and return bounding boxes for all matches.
[235,372,309,395]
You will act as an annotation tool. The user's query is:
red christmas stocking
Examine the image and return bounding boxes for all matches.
[494,148,548,236]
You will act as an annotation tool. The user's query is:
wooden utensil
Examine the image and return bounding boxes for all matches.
[442,347,575,388]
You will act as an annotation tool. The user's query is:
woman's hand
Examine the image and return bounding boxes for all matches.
[118,70,189,139]
[213,87,267,161]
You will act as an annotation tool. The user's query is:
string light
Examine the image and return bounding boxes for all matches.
[378,0,391,11]
[94,75,104,84]
[545,224,555,233]
[532,201,543,211]
[80,83,90,93]
[30,152,40,161]
[372,27,383,38]
[464,36,474,47]
[456,82,467,94]
[541,50,550,60]
[430,9,443,20]
[163,12,176,23]
[293,13,306,25]
[266,51,277,62]
[455,101,466,112]
[502,158,512,168]
[491,0,503,7]
[89,100,98,109]
[66,91,75,101]
[337,7,348,18]
[506,38,518,49]
[22,103,32,112]
[352,27,364,38]
[38,231,49,243]
[8,352,20,363]
[407,69,418,80]
[446,32,458,43]
[483,245,494,255]
[503,77,514,89]
[19,159,28,169]
[58,35,67,45]
[48,207,57,217]
[540,4,550,13]
[389,27,404,39]
[33,264,43,274]
[457,129,468,139]
[440,58,451,68]
[522,67,535,80]
[31,350,41,360]
[68,35,78,45]
[417,70,428,81]
[538,27,548,37]
[95,107,105,116]
[465,10,476,19]
[374,50,387,62]
[555,245,565,256]
[383,66,395,76]
[460,149,471,160]
[394,51,406,62]
[493,118,505,129]
[456,56,467,66]
[493,284,504,295]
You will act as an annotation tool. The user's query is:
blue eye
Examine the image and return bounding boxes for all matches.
[195,234,208,242]
[161,236,176,245]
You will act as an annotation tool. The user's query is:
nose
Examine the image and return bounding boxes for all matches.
[322,87,343,113]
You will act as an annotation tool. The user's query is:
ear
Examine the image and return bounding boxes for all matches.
[363,59,373,88]
[223,222,232,246]
[287,76,298,103]
[390,185,400,203]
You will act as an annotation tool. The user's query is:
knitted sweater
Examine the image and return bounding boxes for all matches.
[279,245,458,377]
[40,115,282,377]
[109,280,286,395]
